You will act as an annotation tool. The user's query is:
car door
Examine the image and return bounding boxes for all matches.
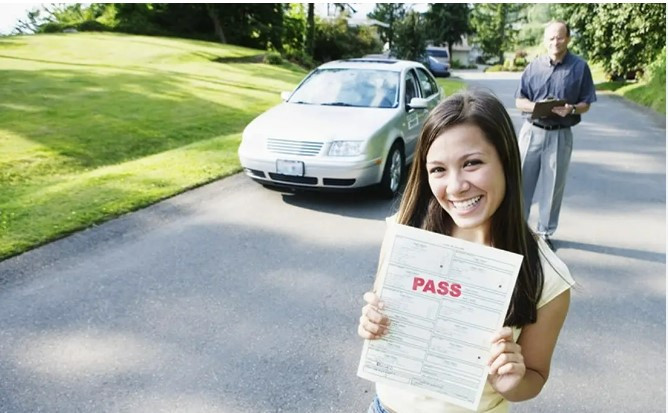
[415,67,442,112]
[402,69,423,160]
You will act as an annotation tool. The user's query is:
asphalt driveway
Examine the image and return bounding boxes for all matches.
[0,69,665,413]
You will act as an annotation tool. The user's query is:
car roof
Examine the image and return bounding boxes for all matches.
[318,58,422,72]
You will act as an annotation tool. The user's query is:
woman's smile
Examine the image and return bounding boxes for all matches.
[450,195,483,211]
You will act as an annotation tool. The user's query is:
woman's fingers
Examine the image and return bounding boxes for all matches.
[489,326,513,344]
[363,304,389,325]
[487,328,524,375]
[488,346,524,375]
[363,291,384,309]
[358,291,390,340]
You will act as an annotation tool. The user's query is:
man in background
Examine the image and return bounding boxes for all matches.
[515,21,597,249]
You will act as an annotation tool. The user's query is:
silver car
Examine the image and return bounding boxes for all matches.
[238,58,444,197]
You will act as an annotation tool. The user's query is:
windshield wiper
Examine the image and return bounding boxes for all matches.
[321,101,356,107]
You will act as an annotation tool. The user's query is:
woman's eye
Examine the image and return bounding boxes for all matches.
[428,166,445,174]
[464,159,482,168]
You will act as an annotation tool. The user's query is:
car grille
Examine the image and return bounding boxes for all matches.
[267,138,323,156]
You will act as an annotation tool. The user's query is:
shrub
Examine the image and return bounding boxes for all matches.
[263,52,283,65]
[513,50,528,68]
[39,22,68,33]
[485,64,504,72]
[451,59,478,69]
[485,60,525,73]
[282,48,316,69]
[451,59,464,69]
[76,20,110,32]
[313,17,383,63]
[644,46,666,86]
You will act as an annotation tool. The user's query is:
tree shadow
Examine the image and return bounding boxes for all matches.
[553,239,665,263]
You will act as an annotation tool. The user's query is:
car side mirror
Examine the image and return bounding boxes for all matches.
[407,97,429,110]
[280,91,291,101]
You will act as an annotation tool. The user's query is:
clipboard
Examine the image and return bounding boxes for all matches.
[531,99,566,119]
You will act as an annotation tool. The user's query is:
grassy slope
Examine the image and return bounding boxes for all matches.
[0,32,307,259]
[591,62,665,115]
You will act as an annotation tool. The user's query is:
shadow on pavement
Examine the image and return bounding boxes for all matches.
[554,239,665,263]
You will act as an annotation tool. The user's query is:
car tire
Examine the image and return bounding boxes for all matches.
[378,142,405,198]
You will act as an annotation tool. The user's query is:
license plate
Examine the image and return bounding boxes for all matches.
[276,159,304,176]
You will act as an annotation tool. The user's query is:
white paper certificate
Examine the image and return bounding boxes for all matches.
[357,222,523,411]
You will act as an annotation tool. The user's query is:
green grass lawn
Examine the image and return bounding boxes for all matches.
[0,32,467,260]
[436,77,467,97]
[591,62,665,115]
[0,32,307,259]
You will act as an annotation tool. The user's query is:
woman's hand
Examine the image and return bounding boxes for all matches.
[487,327,526,393]
[357,291,390,340]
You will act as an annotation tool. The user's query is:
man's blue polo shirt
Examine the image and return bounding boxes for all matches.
[515,51,597,127]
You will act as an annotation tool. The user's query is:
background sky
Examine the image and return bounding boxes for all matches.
[0,3,42,34]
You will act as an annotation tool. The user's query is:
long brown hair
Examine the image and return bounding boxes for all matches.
[397,89,543,327]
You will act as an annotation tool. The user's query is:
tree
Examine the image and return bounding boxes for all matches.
[516,3,553,47]
[205,4,226,43]
[470,3,525,64]
[367,3,406,51]
[393,11,428,61]
[306,3,315,56]
[425,3,471,59]
[13,8,45,34]
[554,3,666,78]
[312,16,382,63]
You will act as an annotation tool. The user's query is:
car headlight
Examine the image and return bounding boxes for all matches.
[328,140,364,156]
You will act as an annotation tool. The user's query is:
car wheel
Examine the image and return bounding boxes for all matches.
[378,143,405,198]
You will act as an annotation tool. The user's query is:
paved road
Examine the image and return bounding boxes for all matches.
[0,71,665,413]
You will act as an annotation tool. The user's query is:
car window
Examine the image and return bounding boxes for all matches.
[288,68,399,108]
[427,49,449,58]
[415,68,438,97]
[405,71,419,105]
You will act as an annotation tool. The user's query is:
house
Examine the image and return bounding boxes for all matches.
[449,35,482,65]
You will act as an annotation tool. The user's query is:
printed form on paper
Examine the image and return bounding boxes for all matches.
[357,222,523,411]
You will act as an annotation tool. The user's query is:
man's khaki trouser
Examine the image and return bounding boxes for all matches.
[518,121,574,237]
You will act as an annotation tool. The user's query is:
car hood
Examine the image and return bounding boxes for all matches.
[244,103,399,141]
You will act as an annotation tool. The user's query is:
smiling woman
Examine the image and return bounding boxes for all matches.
[358,89,575,413]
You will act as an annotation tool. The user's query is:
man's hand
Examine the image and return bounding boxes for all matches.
[551,104,574,117]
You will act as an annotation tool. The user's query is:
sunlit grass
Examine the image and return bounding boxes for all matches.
[590,62,665,115]
[0,32,307,259]
[436,77,468,96]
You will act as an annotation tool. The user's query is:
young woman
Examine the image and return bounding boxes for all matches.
[358,90,574,413]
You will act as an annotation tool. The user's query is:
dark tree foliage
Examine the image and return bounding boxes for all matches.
[113,3,284,50]
[367,3,406,50]
[312,16,382,63]
[470,3,525,64]
[554,3,666,78]
[392,11,428,61]
[425,3,471,58]
[306,3,315,56]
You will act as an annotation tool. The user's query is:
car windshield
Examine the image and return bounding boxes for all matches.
[288,68,400,109]
[427,49,449,58]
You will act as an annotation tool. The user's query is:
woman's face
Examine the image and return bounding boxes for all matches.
[426,123,506,243]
